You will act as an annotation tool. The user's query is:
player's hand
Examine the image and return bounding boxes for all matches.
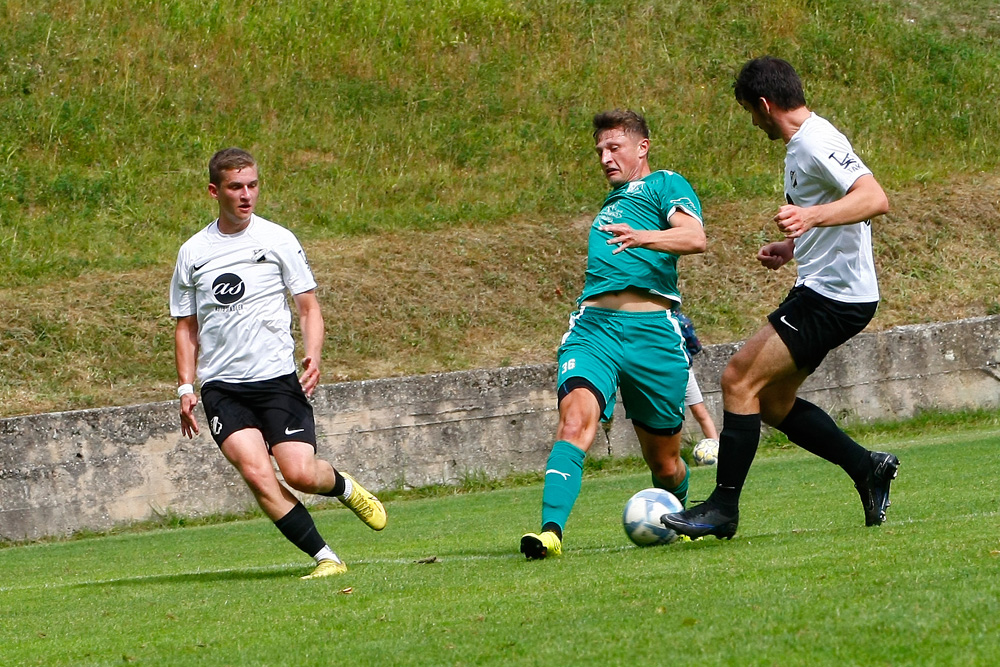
[600,223,649,254]
[774,204,817,239]
[179,393,200,438]
[757,240,794,270]
[300,355,320,396]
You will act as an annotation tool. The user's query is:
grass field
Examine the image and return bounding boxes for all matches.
[3,423,999,665]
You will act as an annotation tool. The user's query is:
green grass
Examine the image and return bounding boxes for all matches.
[3,423,999,665]
[4,0,999,284]
[3,0,1000,416]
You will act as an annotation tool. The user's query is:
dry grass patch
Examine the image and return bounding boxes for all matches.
[2,175,999,418]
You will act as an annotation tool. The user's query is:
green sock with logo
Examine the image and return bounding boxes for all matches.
[540,440,586,537]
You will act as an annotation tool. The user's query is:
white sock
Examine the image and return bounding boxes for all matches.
[313,546,341,564]
[340,476,354,499]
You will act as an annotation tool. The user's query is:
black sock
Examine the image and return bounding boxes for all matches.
[776,398,870,484]
[273,501,327,558]
[318,469,347,498]
[710,411,762,512]
[542,522,563,540]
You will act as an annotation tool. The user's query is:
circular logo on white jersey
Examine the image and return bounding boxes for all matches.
[212,273,246,304]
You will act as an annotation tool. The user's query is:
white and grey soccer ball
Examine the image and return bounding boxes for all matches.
[692,438,720,466]
[622,488,684,546]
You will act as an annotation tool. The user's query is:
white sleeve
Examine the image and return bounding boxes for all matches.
[169,248,197,318]
[273,234,318,295]
[801,132,872,197]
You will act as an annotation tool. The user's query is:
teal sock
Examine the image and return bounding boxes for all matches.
[653,461,689,508]
[540,440,586,535]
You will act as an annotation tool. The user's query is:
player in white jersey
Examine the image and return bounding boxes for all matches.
[663,57,899,540]
[170,148,386,579]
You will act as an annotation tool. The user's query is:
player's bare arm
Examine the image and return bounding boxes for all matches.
[293,290,325,396]
[174,315,200,438]
[601,210,706,256]
[774,174,889,239]
[757,238,795,270]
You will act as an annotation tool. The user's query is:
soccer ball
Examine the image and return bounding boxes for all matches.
[622,488,683,546]
[692,438,719,466]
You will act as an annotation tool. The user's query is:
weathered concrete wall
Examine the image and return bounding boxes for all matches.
[2,316,999,541]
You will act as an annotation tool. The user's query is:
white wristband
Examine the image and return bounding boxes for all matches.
[177,384,195,398]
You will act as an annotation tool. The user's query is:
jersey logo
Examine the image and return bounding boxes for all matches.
[212,273,246,305]
[789,170,798,189]
[670,197,700,216]
[828,152,857,170]
[594,205,622,229]
[626,181,645,194]
[193,260,209,271]
[252,248,267,262]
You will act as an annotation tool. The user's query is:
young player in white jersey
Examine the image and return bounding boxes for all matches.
[663,57,899,540]
[170,148,386,579]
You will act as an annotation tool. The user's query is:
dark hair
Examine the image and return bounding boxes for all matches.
[733,56,806,111]
[209,148,256,185]
[592,109,649,141]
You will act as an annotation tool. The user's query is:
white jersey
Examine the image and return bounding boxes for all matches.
[169,215,317,384]
[785,113,879,303]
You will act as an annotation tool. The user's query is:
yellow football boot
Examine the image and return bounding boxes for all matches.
[520,531,562,560]
[339,473,387,531]
[301,559,348,580]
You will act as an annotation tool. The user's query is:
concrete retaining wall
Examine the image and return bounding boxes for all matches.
[2,316,999,541]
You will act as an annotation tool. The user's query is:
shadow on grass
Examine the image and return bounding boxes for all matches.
[70,565,304,588]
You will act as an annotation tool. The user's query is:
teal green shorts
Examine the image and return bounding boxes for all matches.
[556,307,689,432]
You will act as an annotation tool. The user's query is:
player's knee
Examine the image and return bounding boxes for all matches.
[238,463,278,494]
[649,456,683,481]
[557,413,595,444]
[558,420,585,442]
[557,398,601,444]
[279,465,319,492]
[720,364,751,397]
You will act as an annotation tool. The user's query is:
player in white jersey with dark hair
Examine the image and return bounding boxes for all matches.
[663,56,899,540]
[170,148,386,579]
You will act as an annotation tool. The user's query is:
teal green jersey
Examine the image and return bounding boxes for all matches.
[578,169,703,305]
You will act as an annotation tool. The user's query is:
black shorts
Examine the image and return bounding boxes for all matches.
[767,285,878,373]
[200,372,317,450]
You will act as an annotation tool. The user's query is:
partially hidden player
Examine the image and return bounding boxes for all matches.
[662,56,899,541]
[170,148,386,579]
[676,311,719,444]
[520,110,707,559]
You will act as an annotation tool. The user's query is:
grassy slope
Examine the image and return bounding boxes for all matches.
[1,0,999,416]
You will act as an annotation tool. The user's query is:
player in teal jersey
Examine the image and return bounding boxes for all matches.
[520,109,707,559]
